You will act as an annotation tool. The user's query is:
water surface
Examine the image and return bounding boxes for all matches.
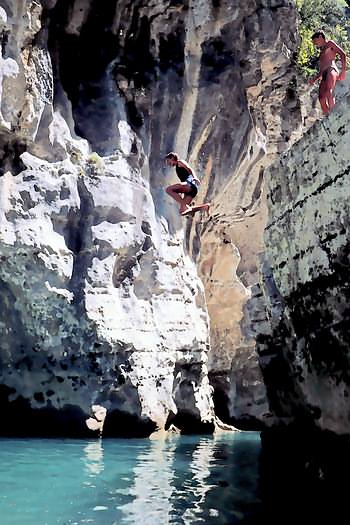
[0,432,262,525]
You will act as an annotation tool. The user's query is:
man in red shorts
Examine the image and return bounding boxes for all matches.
[308,30,347,114]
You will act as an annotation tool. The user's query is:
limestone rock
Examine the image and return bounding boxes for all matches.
[184,0,308,422]
[44,0,309,428]
[0,145,215,435]
[0,0,310,435]
[261,85,350,435]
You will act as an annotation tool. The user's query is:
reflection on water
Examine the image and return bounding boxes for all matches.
[181,437,215,523]
[83,441,104,476]
[120,435,223,524]
[0,432,262,525]
[120,437,177,523]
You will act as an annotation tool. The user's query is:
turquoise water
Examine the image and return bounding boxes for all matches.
[0,432,262,525]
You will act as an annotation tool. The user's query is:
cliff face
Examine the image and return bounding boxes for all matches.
[260,87,350,435]
[0,0,214,436]
[183,0,308,425]
[0,0,306,435]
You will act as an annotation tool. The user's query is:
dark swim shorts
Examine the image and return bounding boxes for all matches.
[322,66,338,82]
[185,175,199,198]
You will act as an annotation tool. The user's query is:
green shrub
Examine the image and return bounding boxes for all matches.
[296,0,350,75]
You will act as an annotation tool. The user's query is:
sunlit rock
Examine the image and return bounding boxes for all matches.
[0,0,310,435]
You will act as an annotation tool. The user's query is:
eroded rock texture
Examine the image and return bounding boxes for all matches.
[0,0,214,436]
[0,0,307,435]
[0,147,215,436]
[260,89,350,435]
[182,0,307,424]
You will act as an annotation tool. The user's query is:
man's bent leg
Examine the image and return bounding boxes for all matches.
[181,195,193,214]
[166,183,193,213]
[166,184,185,206]
[319,80,329,114]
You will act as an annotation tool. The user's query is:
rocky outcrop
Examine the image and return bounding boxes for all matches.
[0,0,310,435]
[259,87,350,435]
[0,143,216,436]
[47,0,308,426]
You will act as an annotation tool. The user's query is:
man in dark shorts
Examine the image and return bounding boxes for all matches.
[308,30,347,114]
[164,152,202,215]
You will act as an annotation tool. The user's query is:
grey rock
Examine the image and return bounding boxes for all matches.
[260,83,350,435]
[0,0,312,435]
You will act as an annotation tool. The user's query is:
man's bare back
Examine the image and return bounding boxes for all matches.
[309,31,347,114]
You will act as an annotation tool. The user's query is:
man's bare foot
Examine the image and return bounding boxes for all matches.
[180,207,192,216]
[203,203,210,215]
[180,205,192,215]
[181,203,210,216]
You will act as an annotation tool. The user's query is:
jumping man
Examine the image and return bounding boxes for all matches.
[165,152,209,216]
[308,30,347,114]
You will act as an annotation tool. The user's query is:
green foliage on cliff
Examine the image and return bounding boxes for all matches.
[296,0,350,75]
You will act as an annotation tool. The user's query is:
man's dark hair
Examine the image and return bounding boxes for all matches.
[165,152,179,161]
[312,30,326,40]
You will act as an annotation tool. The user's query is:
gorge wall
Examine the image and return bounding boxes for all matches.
[259,87,350,435]
[0,0,309,436]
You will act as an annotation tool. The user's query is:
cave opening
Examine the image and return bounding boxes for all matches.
[45,0,162,153]
[44,0,188,153]
[46,0,122,154]
[212,386,231,423]
[0,385,92,437]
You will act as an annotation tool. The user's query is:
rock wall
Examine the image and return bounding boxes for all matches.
[0,0,214,436]
[0,0,308,435]
[260,87,350,435]
[183,0,310,424]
